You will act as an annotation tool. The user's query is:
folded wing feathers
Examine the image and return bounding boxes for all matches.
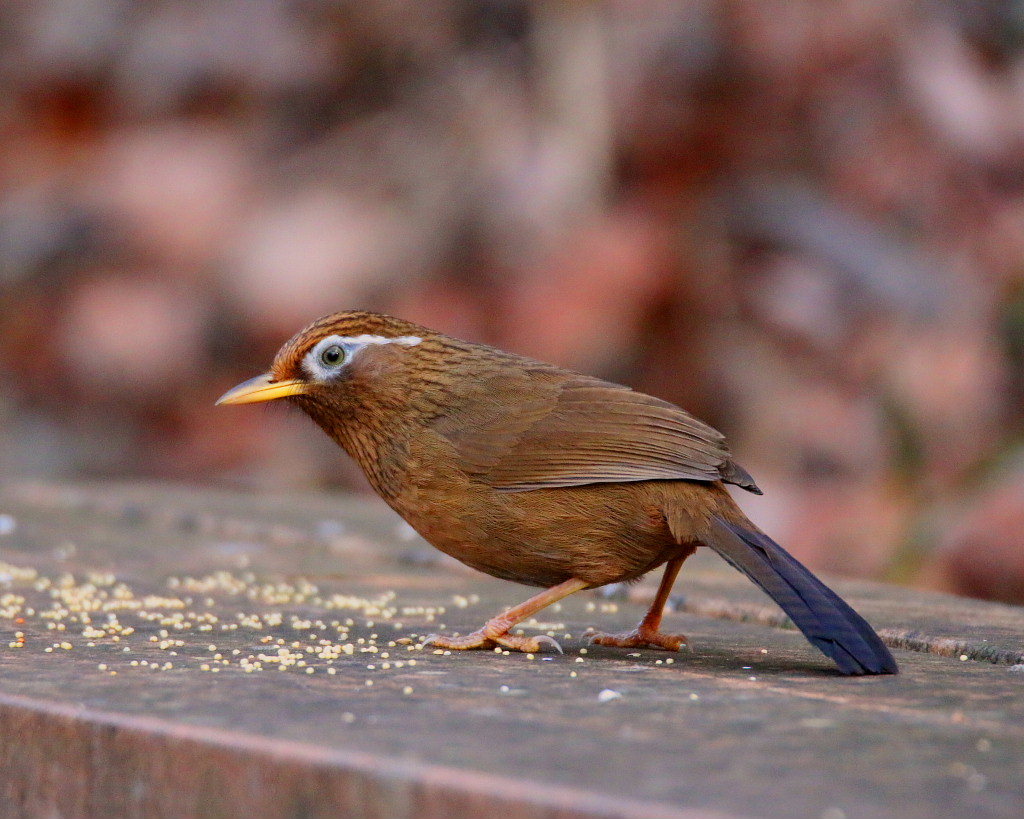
[471,379,740,491]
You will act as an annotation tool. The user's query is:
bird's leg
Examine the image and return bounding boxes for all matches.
[425,577,589,653]
[587,554,690,651]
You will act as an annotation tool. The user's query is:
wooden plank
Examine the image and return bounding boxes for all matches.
[0,481,1022,819]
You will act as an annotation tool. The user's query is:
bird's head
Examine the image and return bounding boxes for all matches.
[216,311,438,422]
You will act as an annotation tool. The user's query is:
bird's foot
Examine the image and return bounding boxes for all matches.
[424,630,563,654]
[585,625,688,652]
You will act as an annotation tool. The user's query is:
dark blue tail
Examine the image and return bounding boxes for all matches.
[707,518,897,675]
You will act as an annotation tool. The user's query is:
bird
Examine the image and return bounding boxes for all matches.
[217,310,898,675]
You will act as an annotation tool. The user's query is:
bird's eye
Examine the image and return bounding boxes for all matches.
[319,344,346,367]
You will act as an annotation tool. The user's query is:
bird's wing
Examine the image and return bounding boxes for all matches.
[431,369,759,493]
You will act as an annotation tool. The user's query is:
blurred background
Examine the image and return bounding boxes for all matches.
[1,1,1022,603]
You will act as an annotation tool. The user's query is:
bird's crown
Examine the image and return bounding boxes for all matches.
[271,311,434,382]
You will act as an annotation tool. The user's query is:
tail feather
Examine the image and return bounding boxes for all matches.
[706,518,897,675]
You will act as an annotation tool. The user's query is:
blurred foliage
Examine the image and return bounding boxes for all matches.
[1,1,1023,601]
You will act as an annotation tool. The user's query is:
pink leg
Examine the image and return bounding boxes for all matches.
[587,555,690,651]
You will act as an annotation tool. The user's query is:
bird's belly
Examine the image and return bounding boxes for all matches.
[389,477,680,588]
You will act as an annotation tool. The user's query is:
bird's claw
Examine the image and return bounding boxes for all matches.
[525,634,564,654]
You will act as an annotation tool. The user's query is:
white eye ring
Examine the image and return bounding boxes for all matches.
[302,334,422,382]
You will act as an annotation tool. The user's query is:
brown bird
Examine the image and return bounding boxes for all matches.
[218,311,897,675]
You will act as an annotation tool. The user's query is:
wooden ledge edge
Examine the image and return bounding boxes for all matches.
[0,690,736,819]
[657,594,1024,668]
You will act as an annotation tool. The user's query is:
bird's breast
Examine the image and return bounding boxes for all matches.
[360,433,682,588]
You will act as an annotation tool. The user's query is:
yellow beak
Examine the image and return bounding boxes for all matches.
[215,373,307,406]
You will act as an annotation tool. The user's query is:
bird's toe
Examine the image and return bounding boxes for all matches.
[494,632,563,654]
[423,631,497,650]
[586,627,688,652]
